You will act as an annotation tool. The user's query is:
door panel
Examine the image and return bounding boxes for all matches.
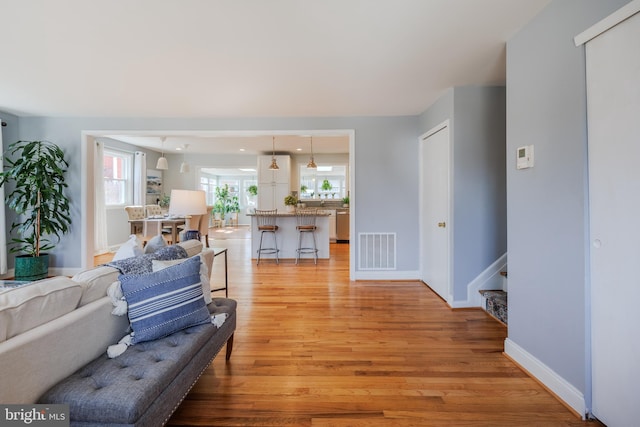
[420,124,451,301]
[587,11,640,426]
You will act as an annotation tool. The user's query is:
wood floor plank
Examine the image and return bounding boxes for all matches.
[99,235,600,426]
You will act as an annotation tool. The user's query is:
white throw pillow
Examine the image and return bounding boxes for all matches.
[112,235,143,261]
[143,234,167,254]
[152,256,212,304]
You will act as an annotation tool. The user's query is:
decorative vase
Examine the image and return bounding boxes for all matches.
[286,205,295,213]
[15,254,49,281]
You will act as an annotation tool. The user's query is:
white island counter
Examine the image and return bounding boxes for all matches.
[248,212,330,260]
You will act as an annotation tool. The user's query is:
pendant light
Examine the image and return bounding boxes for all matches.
[179,144,190,173]
[156,137,169,170]
[269,136,280,170]
[306,135,317,169]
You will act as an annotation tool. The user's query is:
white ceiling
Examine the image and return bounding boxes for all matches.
[0,0,549,119]
[104,132,350,156]
[1,1,550,155]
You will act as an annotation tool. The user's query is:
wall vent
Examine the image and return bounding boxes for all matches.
[358,233,396,270]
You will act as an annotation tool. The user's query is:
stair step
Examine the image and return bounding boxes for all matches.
[479,290,507,325]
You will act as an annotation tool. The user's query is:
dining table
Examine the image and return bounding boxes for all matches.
[128,217,186,244]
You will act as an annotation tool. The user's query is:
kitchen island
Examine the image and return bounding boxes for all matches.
[248,211,331,260]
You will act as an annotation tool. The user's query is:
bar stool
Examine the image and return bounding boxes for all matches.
[296,208,318,264]
[255,209,279,265]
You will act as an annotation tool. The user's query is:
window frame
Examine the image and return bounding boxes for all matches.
[103,148,134,208]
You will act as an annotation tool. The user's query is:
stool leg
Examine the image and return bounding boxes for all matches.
[296,230,302,264]
[273,231,279,264]
[312,230,318,264]
[257,231,264,265]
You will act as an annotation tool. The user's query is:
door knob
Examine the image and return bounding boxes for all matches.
[438,222,446,228]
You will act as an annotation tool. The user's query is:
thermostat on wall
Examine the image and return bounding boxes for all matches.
[516,145,534,169]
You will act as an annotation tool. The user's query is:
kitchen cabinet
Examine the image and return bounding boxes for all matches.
[327,210,337,240]
[257,155,291,211]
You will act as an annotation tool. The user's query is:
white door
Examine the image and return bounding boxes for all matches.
[585,10,640,426]
[420,123,451,302]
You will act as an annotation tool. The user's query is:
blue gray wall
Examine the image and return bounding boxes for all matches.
[6,116,420,274]
[419,86,507,303]
[506,0,630,402]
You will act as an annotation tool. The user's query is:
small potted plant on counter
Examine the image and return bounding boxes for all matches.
[342,196,350,208]
[284,194,298,213]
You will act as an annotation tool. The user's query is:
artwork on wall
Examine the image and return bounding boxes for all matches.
[146,169,162,204]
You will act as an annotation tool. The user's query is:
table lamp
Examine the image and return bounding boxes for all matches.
[168,189,207,217]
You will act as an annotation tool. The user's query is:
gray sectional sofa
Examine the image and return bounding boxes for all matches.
[0,239,236,426]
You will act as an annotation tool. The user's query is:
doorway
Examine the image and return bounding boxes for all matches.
[80,129,357,279]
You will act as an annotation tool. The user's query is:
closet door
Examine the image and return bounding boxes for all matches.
[586,10,640,426]
[419,122,451,302]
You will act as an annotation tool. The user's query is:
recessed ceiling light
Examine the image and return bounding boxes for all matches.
[239,168,256,172]
[296,148,302,151]
[239,148,245,152]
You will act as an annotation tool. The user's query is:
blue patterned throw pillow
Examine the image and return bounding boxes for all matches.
[119,256,210,344]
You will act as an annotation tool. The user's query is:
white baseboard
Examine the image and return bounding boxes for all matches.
[504,338,586,418]
[449,253,507,308]
[354,270,420,281]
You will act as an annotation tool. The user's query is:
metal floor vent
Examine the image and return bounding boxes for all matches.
[358,233,396,270]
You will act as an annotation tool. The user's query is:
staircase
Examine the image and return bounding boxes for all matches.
[479,271,508,324]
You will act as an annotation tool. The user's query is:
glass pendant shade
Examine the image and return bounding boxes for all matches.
[269,157,280,170]
[307,136,317,168]
[306,157,317,169]
[269,136,279,170]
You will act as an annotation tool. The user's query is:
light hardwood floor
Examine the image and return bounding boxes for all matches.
[98,235,600,426]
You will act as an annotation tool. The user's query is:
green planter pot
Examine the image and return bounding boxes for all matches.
[14,254,49,281]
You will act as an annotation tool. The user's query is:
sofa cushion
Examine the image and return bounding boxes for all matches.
[73,266,120,307]
[119,256,210,344]
[0,277,83,342]
[178,239,203,258]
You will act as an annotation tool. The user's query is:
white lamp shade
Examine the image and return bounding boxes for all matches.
[168,189,207,216]
[180,161,190,173]
[156,156,169,170]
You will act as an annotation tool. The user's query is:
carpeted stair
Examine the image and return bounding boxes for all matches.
[479,290,507,324]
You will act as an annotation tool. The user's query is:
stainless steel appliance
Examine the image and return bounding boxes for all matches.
[336,210,350,242]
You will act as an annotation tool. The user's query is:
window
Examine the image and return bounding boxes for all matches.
[104,149,133,206]
[299,165,347,200]
[199,168,257,211]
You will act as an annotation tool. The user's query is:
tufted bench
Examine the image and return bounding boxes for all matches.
[39,298,236,427]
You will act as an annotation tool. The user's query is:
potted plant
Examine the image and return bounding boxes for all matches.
[284,194,298,213]
[247,185,258,197]
[214,184,241,226]
[342,196,350,208]
[0,140,72,280]
[158,193,171,209]
[321,179,332,194]
[214,184,230,223]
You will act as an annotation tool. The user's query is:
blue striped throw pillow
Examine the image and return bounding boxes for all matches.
[119,256,210,344]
